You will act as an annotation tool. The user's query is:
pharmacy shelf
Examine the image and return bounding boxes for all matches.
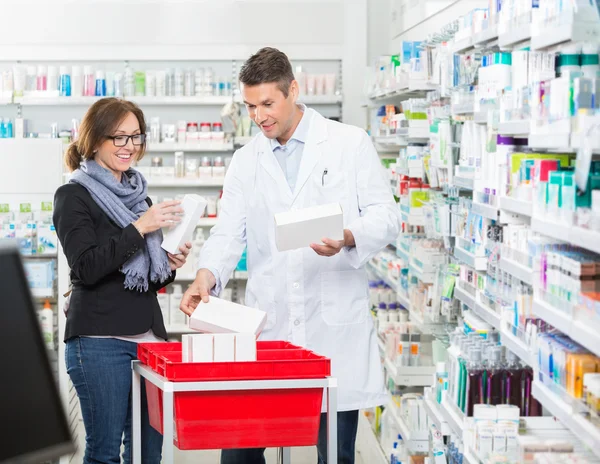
[528,133,572,152]
[452,36,475,54]
[368,261,400,293]
[401,211,426,227]
[499,196,532,217]
[498,24,531,48]
[440,393,465,438]
[464,449,481,464]
[385,358,436,387]
[388,404,429,453]
[14,95,236,106]
[533,298,600,358]
[357,414,387,464]
[454,286,475,310]
[145,142,234,152]
[474,300,501,330]
[532,381,600,458]
[373,134,407,148]
[368,82,433,102]
[0,96,13,105]
[454,246,487,271]
[299,95,343,105]
[409,262,435,284]
[408,126,430,140]
[175,270,246,283]
[473,25,499,47]
[498,257,533,286]
[452,176,474,190]
[146,178,224,188]
[501,328,534,367]
[471,201,499,220]
[531,15,600,51]
[473,111,488,124]
[569,226,600,256]
[423,394,451,436]
[497,120,530,136]
[397,291,411,311]
[530,217,570,243]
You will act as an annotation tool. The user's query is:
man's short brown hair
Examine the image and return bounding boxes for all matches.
[239,47,295,97]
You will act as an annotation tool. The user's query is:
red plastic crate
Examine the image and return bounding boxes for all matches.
[139,342,330,450]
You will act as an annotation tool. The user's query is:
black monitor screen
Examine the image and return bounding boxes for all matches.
[0,243,73,463]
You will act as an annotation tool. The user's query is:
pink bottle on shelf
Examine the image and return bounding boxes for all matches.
[83,65,95,96]
[36,65,47,91]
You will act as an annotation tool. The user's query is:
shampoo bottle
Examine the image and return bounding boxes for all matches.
[38,299,54,351]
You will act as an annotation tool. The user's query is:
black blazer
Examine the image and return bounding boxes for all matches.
[53,183,174,341]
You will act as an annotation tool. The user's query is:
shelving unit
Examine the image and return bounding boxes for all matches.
[499,196,532,217]
[145,142,234,152]
[453,246,487,271]
[384,358,436,387]
[357,414,387,464]
[497,120,530,137]
[470,201,499,220]
[146,178,224,188]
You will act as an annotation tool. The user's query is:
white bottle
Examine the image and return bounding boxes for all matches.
[47,66,59,92]
[124,63,135,97]
[157,289,170,327]
[71,66,83,97]
[38,299,54,351]
[169,285,186,326]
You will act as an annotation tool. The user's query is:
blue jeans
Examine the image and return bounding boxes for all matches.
[220,410,359,464]
[66,337,163,464]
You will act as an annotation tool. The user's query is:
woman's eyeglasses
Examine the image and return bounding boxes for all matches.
[106,134,146,147]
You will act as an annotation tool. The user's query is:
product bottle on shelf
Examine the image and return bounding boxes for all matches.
[38,299,54,351]
[47,66,59,92]
[59,66,71,97]
[505,350,523,411]
[95,70,106,97]
[487,347,506,405]
[25,66,36,92]
[36,65,47,91]
[464,347,484,416]
[71,66,83,97]
[174,68,184,97]
[124,63,135,97]
[83,65,95,97]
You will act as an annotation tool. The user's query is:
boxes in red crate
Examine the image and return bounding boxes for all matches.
[138,341,331,450]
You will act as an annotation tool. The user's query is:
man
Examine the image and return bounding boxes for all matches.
[180,47,401,464]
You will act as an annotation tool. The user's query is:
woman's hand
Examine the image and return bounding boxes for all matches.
[168,242,192,271]
[133,200,183,235]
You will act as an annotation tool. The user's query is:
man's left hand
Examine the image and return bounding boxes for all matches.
[310,229,355,257]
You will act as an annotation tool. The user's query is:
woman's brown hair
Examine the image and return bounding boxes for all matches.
[65,98,147,172]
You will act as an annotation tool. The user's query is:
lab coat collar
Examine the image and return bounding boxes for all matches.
[257,108,328,203]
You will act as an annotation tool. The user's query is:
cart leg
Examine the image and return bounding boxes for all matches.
[327,378,338,464]
[163,387,175,464]
[281,447,291,464]
[132,363,142,464]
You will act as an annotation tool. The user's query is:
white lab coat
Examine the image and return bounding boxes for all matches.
[198,108,401,411]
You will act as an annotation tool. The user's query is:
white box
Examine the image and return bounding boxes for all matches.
[161,194,207,255]
[274,203,343,252]
[189,297,267,335]
[182,334,192,362]
[191,334,214,362]
[213,333,235,362]
[235,333,257,362]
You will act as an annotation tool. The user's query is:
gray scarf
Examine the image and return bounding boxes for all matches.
[70,160,171,292]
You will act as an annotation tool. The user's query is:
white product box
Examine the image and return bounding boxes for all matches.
[161,194,207,255]
[213,333,235,362]
[198,167,212,179]
[182,334,192,362]
[235,333,257,362]
[274,202,343,252]
[189,297,267,335]
[192,334,214,362]
[493,428,507,453]
[38,224,58,255]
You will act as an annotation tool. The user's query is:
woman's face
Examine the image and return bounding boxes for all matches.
[94,112,143,180]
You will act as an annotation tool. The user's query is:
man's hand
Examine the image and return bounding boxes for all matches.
[310,229,355,257]
[180,269,216,316]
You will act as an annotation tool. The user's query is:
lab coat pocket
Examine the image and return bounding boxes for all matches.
[246,276,277,331]
[320,270,368,326]
[311,172,348,208]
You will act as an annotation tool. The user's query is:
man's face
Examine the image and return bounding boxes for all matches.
[241,81,298,140]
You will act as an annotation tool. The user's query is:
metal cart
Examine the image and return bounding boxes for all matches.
[131,360,338,463]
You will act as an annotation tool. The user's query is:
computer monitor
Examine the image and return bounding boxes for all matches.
[0,241,74,464]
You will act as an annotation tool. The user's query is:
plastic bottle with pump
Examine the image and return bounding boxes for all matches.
[38,299,54,351]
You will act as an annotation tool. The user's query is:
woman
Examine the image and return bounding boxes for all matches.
[53,98,191,463]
